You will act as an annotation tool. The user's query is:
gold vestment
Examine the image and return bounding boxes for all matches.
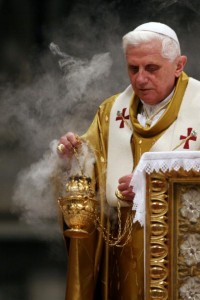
[64,72,189,300]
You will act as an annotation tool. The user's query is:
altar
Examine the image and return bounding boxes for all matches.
[131,151,200,300]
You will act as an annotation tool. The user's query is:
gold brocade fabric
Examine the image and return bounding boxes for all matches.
[64,72,189,300]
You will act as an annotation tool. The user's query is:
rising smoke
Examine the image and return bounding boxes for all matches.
[1,2,126,239]
[10,43,113,237]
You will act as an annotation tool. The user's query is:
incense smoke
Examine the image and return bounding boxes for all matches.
[9,42,112,237]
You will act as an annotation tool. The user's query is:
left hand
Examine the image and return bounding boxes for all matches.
[117,174,135,202]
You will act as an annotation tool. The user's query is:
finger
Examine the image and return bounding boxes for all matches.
[118,181,131,191]
[121,189,135,197]
[58,132,82,158]
[66,133,82,150]
[65,132,77,146]
[118,183,127,191]
[57,136,73,157]
[120,190,135,201]
[57,142,70,156]
[118,174,132,184]
[60,137,73,150]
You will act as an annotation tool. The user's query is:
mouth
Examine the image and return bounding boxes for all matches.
[139,88,152,93]
[139,87,152,91]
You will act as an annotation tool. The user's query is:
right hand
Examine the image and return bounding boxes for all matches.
[57,132,81,158]
[117,174,135,202]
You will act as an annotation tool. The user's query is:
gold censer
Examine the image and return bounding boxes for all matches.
[57,139,134,246]
[58,175,98,238]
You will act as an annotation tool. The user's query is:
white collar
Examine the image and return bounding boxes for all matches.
[140,88,175,116]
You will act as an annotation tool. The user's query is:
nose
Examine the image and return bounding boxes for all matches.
[135,70,148,85]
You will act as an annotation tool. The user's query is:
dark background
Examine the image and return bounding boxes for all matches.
[1,1,200,299]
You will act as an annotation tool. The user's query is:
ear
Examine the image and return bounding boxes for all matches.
[175,55,187,77]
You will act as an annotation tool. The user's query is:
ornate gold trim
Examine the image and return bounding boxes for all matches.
[145,169,200,299]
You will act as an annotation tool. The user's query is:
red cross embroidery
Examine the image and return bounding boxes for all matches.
[116,108,129,128]
[180,128,197,149]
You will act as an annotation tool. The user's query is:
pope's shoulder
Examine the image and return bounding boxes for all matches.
[98,92,120,112]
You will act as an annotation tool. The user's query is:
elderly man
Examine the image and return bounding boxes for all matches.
[57,22,200,299]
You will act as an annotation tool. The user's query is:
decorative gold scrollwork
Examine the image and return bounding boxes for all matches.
[146,170,200,299]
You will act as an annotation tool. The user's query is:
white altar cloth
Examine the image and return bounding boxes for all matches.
[130,151,200,226]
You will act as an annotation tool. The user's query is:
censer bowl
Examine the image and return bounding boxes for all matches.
[58,176,98,238]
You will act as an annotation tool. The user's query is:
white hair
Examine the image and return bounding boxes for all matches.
[122,31,181,62]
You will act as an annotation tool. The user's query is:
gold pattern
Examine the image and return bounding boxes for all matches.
[57,143,134,247]
[115,189,127,201]
[58,176,97,238]
[58,176,134,246]
[145,169,200,299]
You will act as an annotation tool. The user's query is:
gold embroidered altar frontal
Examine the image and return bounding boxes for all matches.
[145,169,200,300]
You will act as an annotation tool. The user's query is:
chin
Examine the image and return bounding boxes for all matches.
[141,98,159,105]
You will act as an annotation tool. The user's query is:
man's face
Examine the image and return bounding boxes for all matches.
[125,40,183,105]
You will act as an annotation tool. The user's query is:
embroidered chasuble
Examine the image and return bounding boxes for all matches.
[64,72,200,300]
